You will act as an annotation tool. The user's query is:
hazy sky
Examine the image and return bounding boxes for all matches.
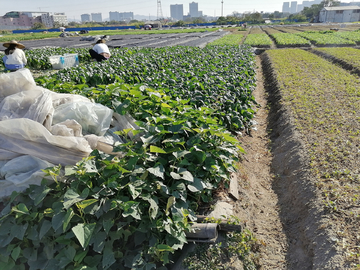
[0,0,292,20]
[0,0,328,20]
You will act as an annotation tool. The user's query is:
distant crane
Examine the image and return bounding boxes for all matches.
[157,0,163,20]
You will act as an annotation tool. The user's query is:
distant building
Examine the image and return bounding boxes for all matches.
[52,13,68,26]
[290,1,298,13]
[319,6,360,23]
[91,13,102,22]
[108,11,133,22]
[282,2,290,13]
[189,2,199,17]
[119,12,134,21]
[170,4,184,20]
[0,11,67,30]
[81,13,91,22]
[109,12,119,22]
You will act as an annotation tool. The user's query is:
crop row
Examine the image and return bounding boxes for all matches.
[36,45,257,132]
[296,31,356,46]
[243,33,272,47]
[269,33,311,47]
[266,48,360,266]
[313,47,360,70]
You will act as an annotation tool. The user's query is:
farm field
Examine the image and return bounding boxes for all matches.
[2,23,360,269]
[263,48,360,269]
[312,47,360,73]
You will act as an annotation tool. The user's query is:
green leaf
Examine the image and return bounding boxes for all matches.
[40,220,52,239]
[170,172,181,180]
[11,246,21,261]
[150,145,166,153]
[122,201,141,220]
[12,203,29,215]
[63,208,74,232]
[165,196,176,216]
[103,219,114,235]
[179,170,194,182]
[64,246,76,261]
[52,211,66,231]
[92,232,106,253]
[76,199,98,209]
[0,258,15,270]
[147,164,165,179]
[72,223,96,249]
[157,244,174,252]
[187,177,205,192]
[74,250,88,264]
[10,223,28,240]
[63,188,86,209]
[102,248,116,270]
[34,187,52,206]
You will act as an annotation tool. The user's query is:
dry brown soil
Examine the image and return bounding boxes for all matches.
[233,56,288,269]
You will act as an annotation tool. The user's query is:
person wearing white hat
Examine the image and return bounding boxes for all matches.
[89,38,111,62]
[2,40,27,71]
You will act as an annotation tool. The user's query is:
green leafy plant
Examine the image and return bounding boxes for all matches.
[0,83,245,270]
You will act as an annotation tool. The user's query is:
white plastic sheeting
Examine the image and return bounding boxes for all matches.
[0,68,127,198]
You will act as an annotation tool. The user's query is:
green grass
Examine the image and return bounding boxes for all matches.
[243,33,272,47]
[267,48,360,267]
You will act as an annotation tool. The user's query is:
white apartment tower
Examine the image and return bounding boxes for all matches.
[170,4,184,20]
[189,2,199,17]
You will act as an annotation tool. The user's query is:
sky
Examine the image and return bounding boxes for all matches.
[1,0,317,21]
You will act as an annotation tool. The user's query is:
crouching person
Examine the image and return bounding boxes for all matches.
[89,38,111,62]
[2,40,27,71]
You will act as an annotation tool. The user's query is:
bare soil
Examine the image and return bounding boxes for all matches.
[234,56,288,269]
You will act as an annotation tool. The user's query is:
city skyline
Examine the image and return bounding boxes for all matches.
[1,0,310,21]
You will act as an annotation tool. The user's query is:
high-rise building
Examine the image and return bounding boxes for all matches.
[119,12,134,21]
[81,14,90,22]
[91,13,102,22]
[52,13,67,26]
[290,1,297,13]
[109,11,133,22]
[189,2,199,17]
[109,12,119,22]
[170,4,184,20]
[282,2,290,13]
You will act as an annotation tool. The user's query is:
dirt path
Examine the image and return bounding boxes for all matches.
[234,56,288,269]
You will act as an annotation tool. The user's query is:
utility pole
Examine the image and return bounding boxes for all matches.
[221,0,224,17]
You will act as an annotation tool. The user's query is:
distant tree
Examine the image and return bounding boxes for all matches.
[174,20,185,26]
[192,17,205,24]
[301,0,340,21]
[68,21,80,27]
[288,13,308,22]
[32,22,46,29]
[242,12,264,24]
[216,16,227,25]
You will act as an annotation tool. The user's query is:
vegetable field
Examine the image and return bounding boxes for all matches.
[0,43,258,270]
[3,23,360,269]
